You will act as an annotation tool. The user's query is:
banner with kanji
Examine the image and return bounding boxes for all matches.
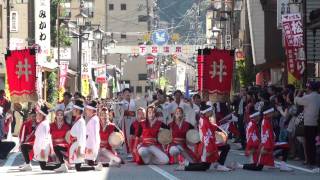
[5,49,37,102]
[282,13,305,85]
[58,61,69,101]
[198,48,234,96]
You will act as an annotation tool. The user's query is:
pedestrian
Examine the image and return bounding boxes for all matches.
[55,92,74,125]
[295,82,320,166]
[0,107,15,160]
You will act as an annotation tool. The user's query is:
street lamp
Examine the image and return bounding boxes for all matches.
[75,12,88,26]
[75,12,88,92]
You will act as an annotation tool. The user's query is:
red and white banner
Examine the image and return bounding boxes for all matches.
[282,13,305,84]
[197,49,234,95]
[59,61,69,88]
[5,49,37,102]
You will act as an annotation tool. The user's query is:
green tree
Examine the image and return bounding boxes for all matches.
[51,0,72,47]
[47,71,58,104]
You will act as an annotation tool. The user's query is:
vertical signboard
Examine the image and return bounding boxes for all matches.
[35,0,51,57]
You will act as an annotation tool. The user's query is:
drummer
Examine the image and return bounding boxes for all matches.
[98,107,122,167]
[176,103,231,171]
[135,106,169,165]
[168,107,197,164]
[50,109,70,172]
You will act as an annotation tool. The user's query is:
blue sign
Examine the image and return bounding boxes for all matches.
[151,30,169,46]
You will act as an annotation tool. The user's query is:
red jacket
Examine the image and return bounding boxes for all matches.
[196,116,219,163]
[245,120,260,156]
[100,123,119,151]
[50,122,70,147]
[19,119,37,144]
[253,116,275,166]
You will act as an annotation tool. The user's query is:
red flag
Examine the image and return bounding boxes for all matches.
[198,49,234,95]
[5,49,37,102]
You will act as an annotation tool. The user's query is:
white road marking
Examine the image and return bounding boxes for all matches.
[148,165,180,180]
[0,152,20,173]
[4,152,20,167]
[230,149,314,173]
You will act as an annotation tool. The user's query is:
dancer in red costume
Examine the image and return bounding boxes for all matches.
[135,106,169,165]
[98,107,122,167]
[168,107,197,164]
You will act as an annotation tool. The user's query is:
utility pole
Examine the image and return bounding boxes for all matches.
[6,0,10,48]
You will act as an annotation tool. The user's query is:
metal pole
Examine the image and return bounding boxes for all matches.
[57,3,60,65]
[7,0,10,48]
[78,26,82,92]
[119,54,122,81]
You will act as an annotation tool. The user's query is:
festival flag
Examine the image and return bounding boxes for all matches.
[282,13,305,85]
[5,49,37,102]
[185,75,190,99]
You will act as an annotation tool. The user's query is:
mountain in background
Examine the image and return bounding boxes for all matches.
[158,0,208,44]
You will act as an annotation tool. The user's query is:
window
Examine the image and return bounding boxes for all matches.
[16,0,28,3]
[130,86,134,93]
[109,4,114,10]
[120,33,126,39]
[121,4,126,10]
[136,86,142,93]
[138,73,147,80]
[10,11,18,32]
[138,15,148,22]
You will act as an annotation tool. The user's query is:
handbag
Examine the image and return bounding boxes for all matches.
[295,113,304,137]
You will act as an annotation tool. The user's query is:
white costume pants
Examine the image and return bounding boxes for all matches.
[169,145,194,163]
[122,117,134,154]
[138,145,169,165]
[98,148,121,164]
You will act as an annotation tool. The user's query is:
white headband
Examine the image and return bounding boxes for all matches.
[263,108,275,115]
[200,106,213,114]
[73,105,84,111]
[38,110,48,116]
[250,112,260,119]
[86,105,97,111]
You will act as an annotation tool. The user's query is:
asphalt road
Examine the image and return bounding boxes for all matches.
[1,144,319,180]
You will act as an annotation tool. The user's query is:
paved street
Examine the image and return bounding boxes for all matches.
[1,144,319,180]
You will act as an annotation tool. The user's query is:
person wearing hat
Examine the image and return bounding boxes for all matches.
[295,81,320,166]
[69,99,102,171]
[176,102,231,171]
[168,107,197,164]
[32,104,62,171]
[135,106,169,165]
[98,107,122,167]
[50,109,70,172]
[18,109,37,171]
